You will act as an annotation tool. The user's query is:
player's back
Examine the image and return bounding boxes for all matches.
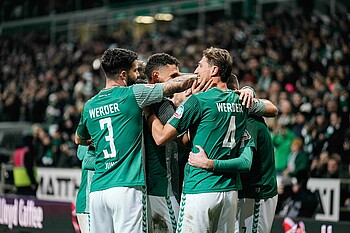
[174,87,249,194]
[191,88,248,159]
[239,116,277,199]
[82,86,145,192]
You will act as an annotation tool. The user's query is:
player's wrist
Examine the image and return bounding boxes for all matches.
[206,159,214,171]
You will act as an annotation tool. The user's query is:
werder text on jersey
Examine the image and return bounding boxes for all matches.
[89,103,120,118]
[216,102,243,113]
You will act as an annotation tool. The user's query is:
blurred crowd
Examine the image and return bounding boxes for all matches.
[0,7,349,209]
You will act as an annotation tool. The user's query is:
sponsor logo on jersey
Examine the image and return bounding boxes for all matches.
[99,93,111,97]
[144,84,155,88]
[173,105,184,118]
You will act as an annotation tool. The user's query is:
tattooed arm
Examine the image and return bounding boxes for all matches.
[161,73,198,96]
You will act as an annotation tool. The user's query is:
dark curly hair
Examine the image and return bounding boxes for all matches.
[100,48,138,79]
[203,47,232,82]
[145,53,180,82]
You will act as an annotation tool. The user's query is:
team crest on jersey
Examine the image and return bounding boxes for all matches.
[173,105,184,118]
[144,84,155,88]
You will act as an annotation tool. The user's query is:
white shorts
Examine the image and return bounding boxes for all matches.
[89,186,147,233]
[236,195,278,233]
[77,213,89,233]
[148,195,179,233]
[177,191,238,233]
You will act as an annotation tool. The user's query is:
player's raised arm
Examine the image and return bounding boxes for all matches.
[160,73,198,96]
[261,99,278,117]
[233,80,278,117]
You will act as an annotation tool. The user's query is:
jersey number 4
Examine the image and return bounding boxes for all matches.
[99,117,117,159]
[222,116,236,149]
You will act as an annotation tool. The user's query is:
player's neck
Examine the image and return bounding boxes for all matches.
[215,81,228,91]
[211,76,227,91]
[104,79,127,89]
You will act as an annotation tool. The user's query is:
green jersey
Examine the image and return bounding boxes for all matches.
[144,99,178,197]
[238,116,278,199]
[76,84,163,192]
[168,88,250,194]
[212,129,255,173]
[76,145,95,214]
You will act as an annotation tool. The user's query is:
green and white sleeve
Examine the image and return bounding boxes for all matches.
[248,99,266,117]
[133,83,163,108]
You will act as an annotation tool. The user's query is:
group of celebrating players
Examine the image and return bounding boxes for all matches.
[74,46,279,233]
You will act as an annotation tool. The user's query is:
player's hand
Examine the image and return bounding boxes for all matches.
[192,78,215,95]
[75,133,94,146]
[235,89,254,108]
[185,78,215,97]
[188,145,214,170]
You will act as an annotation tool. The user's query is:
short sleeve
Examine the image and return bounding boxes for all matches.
[132,83,163,108]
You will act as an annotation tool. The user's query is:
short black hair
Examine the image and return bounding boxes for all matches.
[100,48,138,79]
[145,53,180,81]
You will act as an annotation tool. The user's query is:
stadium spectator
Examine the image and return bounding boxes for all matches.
[12,135,38,196]
[283,138,310,178]
[306,108,329,158]
[31,123,53,166]
[278,170,319,219]
[273,122,296,174]
[343,129,350,167]
[291,111,308,139]
[310,150,329,178]
[322,154,341,179]
[325,112,346,158]
[290,92,304,114]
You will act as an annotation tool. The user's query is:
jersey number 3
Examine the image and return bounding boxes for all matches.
[222,116,236,149]
[99,117,117,159]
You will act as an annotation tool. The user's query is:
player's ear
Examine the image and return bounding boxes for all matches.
[152,70,159,83]
[211,66,219,76]
[120,70,127,79]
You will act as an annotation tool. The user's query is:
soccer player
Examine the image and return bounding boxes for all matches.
[76,145,95,233]
[235,119,278,233]
[146,47,270,232]
[144,53,181,233]
[189,116,278,233]
[144,53,213,232]
[188,77,278,233]
[74,48,197,233]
